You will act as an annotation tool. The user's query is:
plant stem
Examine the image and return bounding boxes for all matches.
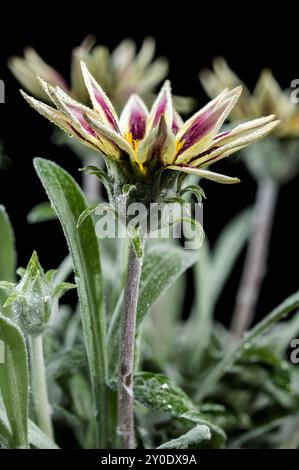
[29,334,54,440]
[118,243,143,449]
[230,179,278,339]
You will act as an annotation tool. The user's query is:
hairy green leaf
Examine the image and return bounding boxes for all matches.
[157,424,211,449]
[134,372,226,448]
[0,314,28,448]
[34,158,107,448]
[28,419,59,449]
[0,206,16,310]
[0,206,16,282]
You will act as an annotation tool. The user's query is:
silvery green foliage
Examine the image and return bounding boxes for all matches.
[0,252,75,336]
[243,137,299,184]
[1,156,299,449]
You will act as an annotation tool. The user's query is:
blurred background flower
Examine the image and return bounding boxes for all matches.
[200,57,299,339]
[9,36,195,114]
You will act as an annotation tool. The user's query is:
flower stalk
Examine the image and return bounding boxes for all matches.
[118,242,144,449]
[29,334,54,439]
[230,178,278,339]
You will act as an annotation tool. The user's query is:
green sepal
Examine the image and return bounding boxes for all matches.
[80,165,112,192]
[76,204,99,229]
[0,281,15,292]
[76,202,116,229]
[53,282,76,299]
[179,184,206,203]
[164,196,187,205]
[130,230,144,259]
[122,184,137,197]
[4,293,24,308]
[45,269,57,284]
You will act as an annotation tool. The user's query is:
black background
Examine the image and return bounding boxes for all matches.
[0,6,298,325]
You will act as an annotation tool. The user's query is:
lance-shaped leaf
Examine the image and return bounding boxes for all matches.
[0,408,59,449]
[0,206,16,283]
[157,424,211,449]
[0,206,16,310]
[0,314,29,448]
[34,158,108,448]
[28,419,59,449]
[134,372,226,448]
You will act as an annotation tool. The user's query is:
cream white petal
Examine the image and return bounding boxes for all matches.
[119,94,149,138]
[192,119,280,167]
[167,165,240,184]
[81,61,120,131]
[20,90,99,152]
[146,80,173,133]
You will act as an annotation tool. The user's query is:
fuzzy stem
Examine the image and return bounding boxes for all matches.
[29,335,54,440]
[118,243,143,449]
[230,179,279,339]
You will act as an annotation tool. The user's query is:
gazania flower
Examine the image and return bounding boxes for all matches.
[199,57,298,137]
[9,36,193,113]
[21,62,279,186]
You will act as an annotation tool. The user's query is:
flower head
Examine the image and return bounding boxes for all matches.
[199,57,298,137]
[21,62,279,186]
[9,36,193,113]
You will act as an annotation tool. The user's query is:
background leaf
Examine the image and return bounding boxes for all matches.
[28,419,59,449]
[0,206,16,310]
[188,208,253,368]
[196,290,299,401]
[0,314,28,448]
[27,201,57,224]
[134,372,226,448]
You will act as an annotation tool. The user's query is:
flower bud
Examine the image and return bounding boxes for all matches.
[0,252,75,336]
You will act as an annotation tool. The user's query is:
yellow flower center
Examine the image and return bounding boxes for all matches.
[124,131,146,174]
[175,139,185,155]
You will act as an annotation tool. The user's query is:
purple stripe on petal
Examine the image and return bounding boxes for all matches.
[153,95,167,127]
[177,105,227,156]
[130,110,146,140]
[69,106,96,136]
[94,91,120,132]
[172,119,179,135]
[176,109,215,155]
[213,130,229,140]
